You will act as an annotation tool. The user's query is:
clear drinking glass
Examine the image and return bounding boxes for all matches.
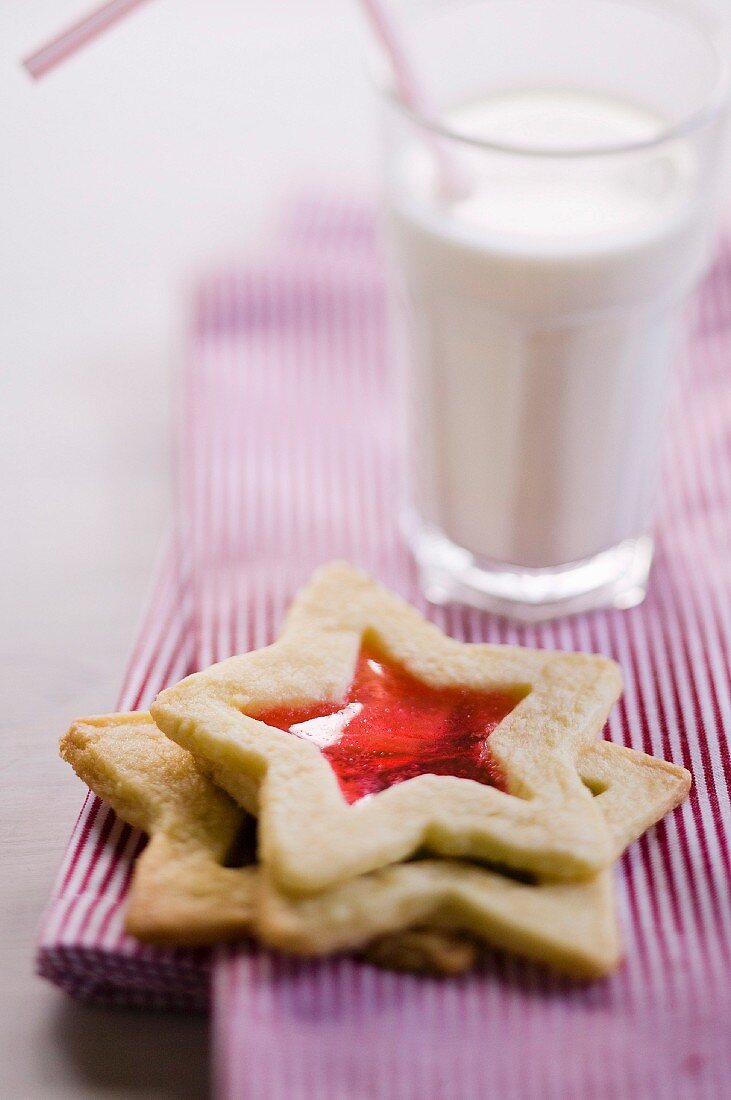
[381,0,730,620]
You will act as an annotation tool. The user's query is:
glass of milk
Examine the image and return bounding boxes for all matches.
[381,0,730,620]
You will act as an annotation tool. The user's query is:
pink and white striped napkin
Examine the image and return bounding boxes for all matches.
[35,547,209,1010]
[39,198,730,1096]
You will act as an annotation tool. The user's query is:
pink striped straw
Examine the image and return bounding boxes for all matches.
[360,0,423,114]
[360,0,463,197]
[22,0,464,199]
[23,0,153,80]
[22,0,416,91]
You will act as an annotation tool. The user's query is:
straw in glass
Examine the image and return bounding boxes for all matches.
[359,0,465,199]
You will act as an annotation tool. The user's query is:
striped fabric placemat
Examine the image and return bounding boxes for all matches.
[37,198,730,1096]
[35,549,212,1011]
[201,202,730,1099]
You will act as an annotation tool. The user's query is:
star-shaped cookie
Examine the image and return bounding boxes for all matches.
[60,712,689,977]
[152,562,685,895]
[60,712,257,944]
[60,712,476,974]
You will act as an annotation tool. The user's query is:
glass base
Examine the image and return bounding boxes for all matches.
[405,517,653,623]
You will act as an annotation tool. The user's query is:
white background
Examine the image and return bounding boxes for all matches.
[1,3,374,1096]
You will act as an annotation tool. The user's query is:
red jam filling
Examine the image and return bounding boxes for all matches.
[257,647,519,804]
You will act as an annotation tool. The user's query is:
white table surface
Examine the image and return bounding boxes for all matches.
[0,3,374,1096]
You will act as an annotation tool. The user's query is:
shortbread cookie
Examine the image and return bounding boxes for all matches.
[254,739,690,970]
[257,861,619,979]
[60,714,474,973]
[152,562,686,894]
[60,713,257,944]
[60,712,688,977]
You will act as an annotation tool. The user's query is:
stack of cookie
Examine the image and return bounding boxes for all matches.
[60,563,690,977]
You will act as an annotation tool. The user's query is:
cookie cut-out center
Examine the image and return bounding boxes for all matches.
[258,648,520,803]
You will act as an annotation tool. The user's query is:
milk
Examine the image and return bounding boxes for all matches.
[389,90,712,570]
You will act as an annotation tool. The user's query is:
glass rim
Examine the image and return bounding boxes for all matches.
[377,0,731,160]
